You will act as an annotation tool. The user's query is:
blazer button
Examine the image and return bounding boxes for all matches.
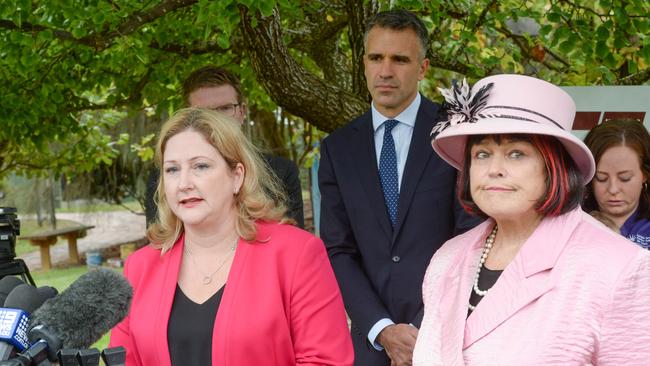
[392,256,401,263]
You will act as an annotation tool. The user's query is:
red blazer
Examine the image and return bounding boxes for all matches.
[109,221,353,366]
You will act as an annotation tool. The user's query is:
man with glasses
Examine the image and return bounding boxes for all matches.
[144,66,304,228]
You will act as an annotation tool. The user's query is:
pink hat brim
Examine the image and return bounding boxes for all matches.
[431,117,596,183]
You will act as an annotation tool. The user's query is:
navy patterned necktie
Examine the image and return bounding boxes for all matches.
[379,119,399,227]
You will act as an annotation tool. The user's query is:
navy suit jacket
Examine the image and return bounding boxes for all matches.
[318,97,480,365]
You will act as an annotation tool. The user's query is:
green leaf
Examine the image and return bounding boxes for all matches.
[603,53,617,68]
[547,12,561,23]
[71,26,85,38]
[117,133,130,145]
[613,34,625,49]
[138,147,154,161]
[92,12,105,26]
[258,0,274,17]
[581,42,593,57]
[539,24,553,37]
[39,30,54,42]
[628,59,637,74]
[558,39,574,54]
[640,45,650,63]
[596,25,609,41]
[595,41,610,58]
[217,34,230,49]
[614,7,628,25]
[634,19,649,34]
[51,92,64,104]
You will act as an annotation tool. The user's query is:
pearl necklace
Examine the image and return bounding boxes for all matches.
[468,225,498,311]
[184,237,238,285]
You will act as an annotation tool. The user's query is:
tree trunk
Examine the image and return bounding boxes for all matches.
[239,6,368,133]
[346,0,376,98]
[249,105,290,158]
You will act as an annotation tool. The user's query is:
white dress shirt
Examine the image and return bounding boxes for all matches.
[371,93,421,191]
[367,93,421,350]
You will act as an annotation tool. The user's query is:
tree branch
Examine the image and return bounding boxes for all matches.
[1,0,198,50]
[239,6,367,133]
[427,52,475,76]
[148,40,229,56]
[286,11,351,90]
[345,0,376,97]
[0,19,95,47]
[619,68,650,85]
[496,26,568,72]
[81,0,198,49]
[557,0,608,19]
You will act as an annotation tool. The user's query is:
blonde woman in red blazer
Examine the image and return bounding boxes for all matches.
[109,108,353,366]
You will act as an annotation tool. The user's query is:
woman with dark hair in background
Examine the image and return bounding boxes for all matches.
[583,119,650,249]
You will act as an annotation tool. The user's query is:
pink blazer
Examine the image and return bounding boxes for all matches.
[109,221,353,366]
[413,208,650,365]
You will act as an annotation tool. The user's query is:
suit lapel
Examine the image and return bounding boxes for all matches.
[463,260,556,349]
[351,113,393,239]
[213,234,249,366]
[393,100,437,242]
[437,223,490,365]
[462,210,582,349]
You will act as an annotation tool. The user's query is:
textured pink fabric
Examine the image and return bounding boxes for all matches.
[109,221,353,366]
[413,208,650,365]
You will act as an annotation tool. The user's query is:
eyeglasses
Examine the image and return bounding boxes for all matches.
[209,103,240,117]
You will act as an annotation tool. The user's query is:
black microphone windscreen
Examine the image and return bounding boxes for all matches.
[36,286,58,303]
[29,268,132,349]
[4,284,44,313]
[0,277,24,306]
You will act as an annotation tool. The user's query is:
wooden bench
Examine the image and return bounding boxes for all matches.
[20,225,95,270]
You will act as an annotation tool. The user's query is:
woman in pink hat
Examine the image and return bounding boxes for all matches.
[413,74,650,365]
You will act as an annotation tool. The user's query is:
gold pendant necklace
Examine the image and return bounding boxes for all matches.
[185,237,238,285]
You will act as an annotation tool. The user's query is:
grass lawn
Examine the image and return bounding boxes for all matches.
[30,265,124,356]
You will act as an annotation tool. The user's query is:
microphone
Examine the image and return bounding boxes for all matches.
[56,349,79,366]
[35,287,58,303]
[0,277,24,306]
[0,284,55,360]
[57,346,128,366]
[76,348,100,366]
[101,346,126,366]
[27,269,132,362]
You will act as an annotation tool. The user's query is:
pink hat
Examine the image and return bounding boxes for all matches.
[431,74,595,182]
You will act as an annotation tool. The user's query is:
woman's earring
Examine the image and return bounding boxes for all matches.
[644,182,648,190]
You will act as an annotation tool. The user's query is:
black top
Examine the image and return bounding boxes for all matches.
[168,285,224,366]
[145,152,304,228]
[468,266,503,316]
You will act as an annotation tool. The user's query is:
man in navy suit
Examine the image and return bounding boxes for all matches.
[318,10,479,366]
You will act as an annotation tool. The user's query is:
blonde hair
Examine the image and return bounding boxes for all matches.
[147,108,290,252]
